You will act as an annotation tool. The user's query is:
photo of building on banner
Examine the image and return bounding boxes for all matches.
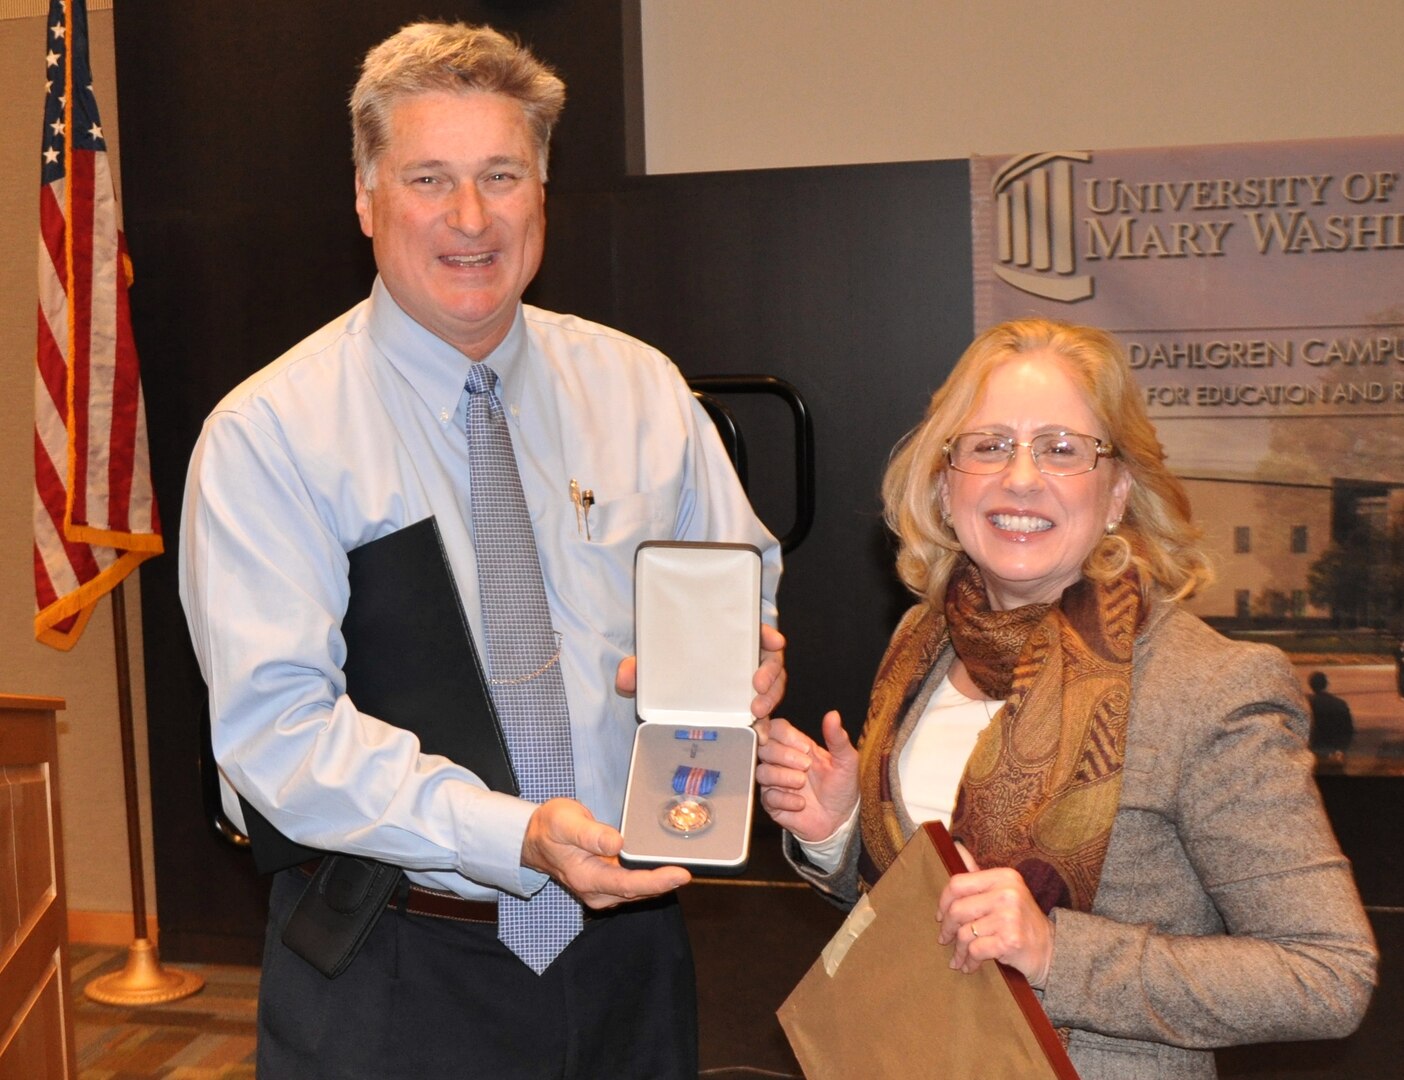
[972,135,1404,777]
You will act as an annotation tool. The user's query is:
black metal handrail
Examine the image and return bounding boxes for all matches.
[689,375,815,553]
[692,390,749,490]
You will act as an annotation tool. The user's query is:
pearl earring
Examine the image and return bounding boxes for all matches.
[1105,520,1121,535]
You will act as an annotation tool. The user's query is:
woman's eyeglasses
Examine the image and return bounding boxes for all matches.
[942,431,1116,476]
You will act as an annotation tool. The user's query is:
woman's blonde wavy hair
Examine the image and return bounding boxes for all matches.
[882,318,1212,606]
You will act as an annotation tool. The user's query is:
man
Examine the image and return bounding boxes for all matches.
[180,22,782,1079]
[1306,670,1354,765]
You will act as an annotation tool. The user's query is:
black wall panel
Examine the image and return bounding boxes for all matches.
[537,164,975,733]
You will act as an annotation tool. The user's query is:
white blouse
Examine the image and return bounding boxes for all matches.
[797,674,1003,873]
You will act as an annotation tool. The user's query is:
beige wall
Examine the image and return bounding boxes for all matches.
[0,1,156,938]
[2,1,1400,930]
[640,0,1404,174]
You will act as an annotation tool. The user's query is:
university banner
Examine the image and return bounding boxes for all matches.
[972,135,1404,774]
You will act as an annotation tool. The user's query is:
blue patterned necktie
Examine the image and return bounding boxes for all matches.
[465,363,582,973]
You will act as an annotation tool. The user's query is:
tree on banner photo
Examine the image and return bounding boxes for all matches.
[34,0,161,650]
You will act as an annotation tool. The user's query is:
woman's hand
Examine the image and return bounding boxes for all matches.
[754,710,859,843]
[936,845,1055,989]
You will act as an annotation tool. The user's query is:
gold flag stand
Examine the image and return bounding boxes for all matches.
[84,581,204,1006]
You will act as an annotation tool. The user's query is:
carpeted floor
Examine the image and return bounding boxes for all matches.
[72,944,257,1079]
[70,878,839,1080]
[69,822,844,1080]
[70,809,1396,1078]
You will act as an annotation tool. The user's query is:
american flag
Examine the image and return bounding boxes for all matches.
[34,0,161,650]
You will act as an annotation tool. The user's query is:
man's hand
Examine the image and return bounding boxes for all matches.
[521,798,690,909]
[615,624,787,720]
[750,623,787,719]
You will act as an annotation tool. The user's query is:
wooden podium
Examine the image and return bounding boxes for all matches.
[0,694,76,1079]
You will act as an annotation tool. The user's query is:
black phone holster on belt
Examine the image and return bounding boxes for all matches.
[280,855,404,978]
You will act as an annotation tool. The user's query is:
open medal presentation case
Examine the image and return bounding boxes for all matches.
[619,541,763,875]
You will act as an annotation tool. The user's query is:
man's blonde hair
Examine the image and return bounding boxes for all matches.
[351,22,566,186]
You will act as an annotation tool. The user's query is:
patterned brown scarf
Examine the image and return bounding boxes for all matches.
[857,558,1144,914]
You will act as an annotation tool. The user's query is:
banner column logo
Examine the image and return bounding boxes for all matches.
[991,151,1093,302]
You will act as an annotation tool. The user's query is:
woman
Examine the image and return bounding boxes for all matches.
[758,319,1377,1079]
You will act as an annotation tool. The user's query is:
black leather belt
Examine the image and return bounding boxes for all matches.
[298,859,497,924]
[396,882,497,924]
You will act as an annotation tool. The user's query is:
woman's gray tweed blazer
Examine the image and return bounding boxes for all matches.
[788,599,1378,1079]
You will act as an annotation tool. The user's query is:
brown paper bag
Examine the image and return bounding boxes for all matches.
[777,822,1079,1079]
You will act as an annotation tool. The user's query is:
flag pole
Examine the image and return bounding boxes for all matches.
[83,580,204,1005]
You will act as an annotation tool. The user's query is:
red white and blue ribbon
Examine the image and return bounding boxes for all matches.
[672,765,720,797]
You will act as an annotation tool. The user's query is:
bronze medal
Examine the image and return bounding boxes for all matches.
[661,795,713,835]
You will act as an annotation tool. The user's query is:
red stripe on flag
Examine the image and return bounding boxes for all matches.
[32,536,81,637]
[34,427,102,583]
[31,542,81,639]
[68,148,95,531]
[36,304,67,417]
[39,185,67,287]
